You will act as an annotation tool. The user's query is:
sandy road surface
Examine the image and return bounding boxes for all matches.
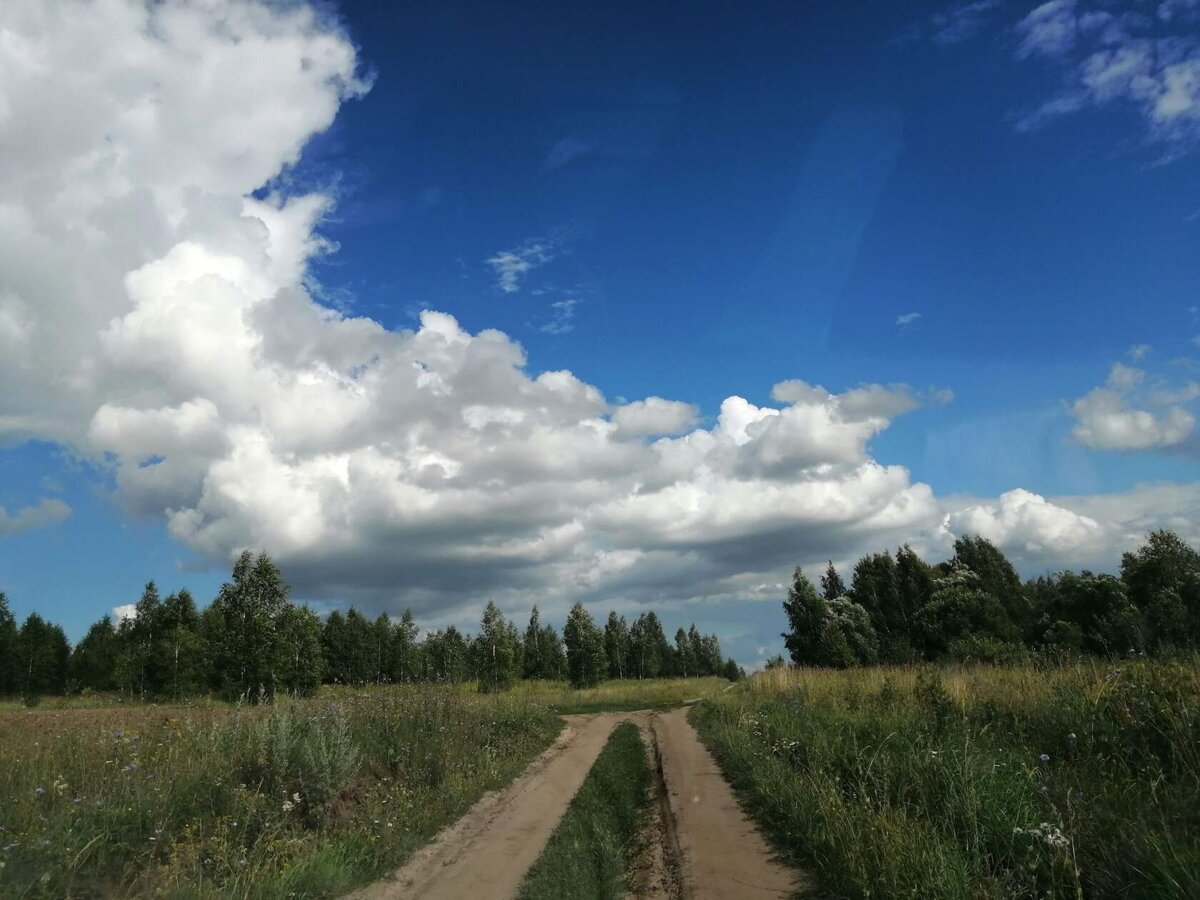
[350,704,800,900]
[654,707,800,899]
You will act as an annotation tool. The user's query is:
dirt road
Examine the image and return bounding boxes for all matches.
[350,705,801,900]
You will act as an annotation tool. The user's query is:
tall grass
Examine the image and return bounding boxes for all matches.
[692,659,1200,899]
[0,686,560,898]
[507,677,728,714]
[518,722,650,900]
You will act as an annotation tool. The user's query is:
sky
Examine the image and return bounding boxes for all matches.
[1,0,1199,670]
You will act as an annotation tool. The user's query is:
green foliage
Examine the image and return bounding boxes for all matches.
[70,615,120,692]
[564,602,606,689]
[784,568,878,668]
[603,611,632,679]
[519,722,650,900]
[0,591,16,695]
[15,612,69,699]
[475,601,522,693]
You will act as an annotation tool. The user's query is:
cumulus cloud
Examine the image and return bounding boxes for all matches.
[1013,0,1200,154]
[942,488,1105,561]
[0,499,72,539]
[1070,362,1196,450]
[612,398,699,438]
[2,0,1197,630]
[111,604,137,623]
[1128,343,1152,361]
[486,240,556,294]
[896,311,922,327]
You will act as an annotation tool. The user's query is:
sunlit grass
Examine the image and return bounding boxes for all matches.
[0,685,561,898]
[693,660,1200,899]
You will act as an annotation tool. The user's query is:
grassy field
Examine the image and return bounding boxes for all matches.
[0,686,562,898]
[518,722,650,900]
[506,676,728,714]
[692,660,1200,899]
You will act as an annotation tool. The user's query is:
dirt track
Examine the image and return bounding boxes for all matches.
[351,705,801,900]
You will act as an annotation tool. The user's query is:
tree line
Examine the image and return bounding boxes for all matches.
[779,530,1200,668]
[0,551,741,702]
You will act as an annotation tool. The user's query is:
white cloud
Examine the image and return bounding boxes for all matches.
[943,488,1104,560]
[1,0,1197,629]
[1070,362,1197,451]
[111,604,137,623]
[0,498,72,539]
[1128,343,1152,361]
[1013,1,1200,154]
[1015,0,1078,59]
[612,397,699,438]
[486,240,556,294]
[896,311,922,327]
[538,298,578,335]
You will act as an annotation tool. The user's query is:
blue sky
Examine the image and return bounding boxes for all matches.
[1,0,1199,668]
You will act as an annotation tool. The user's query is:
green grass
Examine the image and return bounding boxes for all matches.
[691,660,1200,899]
[0,685,561,898]
[507,676,728,714]
[518,722,650,900]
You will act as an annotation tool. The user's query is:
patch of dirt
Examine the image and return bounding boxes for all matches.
[624,719,684,900]
[653,707,804,899]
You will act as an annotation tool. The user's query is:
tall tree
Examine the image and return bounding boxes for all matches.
[17,613,69,696]
[674,627,695,677]
[821,562,846,601]
[321,609,350,684]
[276,604,324,695]
[523,606,545,679]
[782,568,826,666]
[71,616,120,692]
[603,612,631,679]
[1121,530,1200,649]
[158,589,202,698]
[389,609,420,682]
[563,602,606,688]
[0,592,17,695]
[203,551,291,702]
[476,601,521,693]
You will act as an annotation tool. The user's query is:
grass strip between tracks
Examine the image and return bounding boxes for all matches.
[518,721,650,900]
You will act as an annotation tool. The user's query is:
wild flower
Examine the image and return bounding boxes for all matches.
[1039,753,1050,762]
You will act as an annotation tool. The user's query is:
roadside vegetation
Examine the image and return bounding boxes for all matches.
[518,722,650,900]
[694,660,1200,898]
[0,686,560,898]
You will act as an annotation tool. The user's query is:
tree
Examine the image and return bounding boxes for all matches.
[71,616,120,692]
[1121,530,1200,649]
[630,612,670,678]
[0,592,17,695]
[158,590,202,698]
[321,610,350,684]
[951,535,1030,637]
[782,568,826,666]
[603,612,632,679]
[424,626,469,682]
[821,562,846,601]
[722,657,745,681]
[342,609,374,685]
[389,609,420,682]
[523,606,545,679]
[915,561,1018,658]
[1034,571,1142,657]
[17,613,69,697]
[476,601,521,693]
[674,628,696,677]
[563,602,606,688]
[203,551,292,702]
[276,604,324,695]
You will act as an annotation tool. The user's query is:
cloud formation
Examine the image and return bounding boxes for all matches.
[486,240,556,294]
[0,499,72,539]
[1013,0,1200,154]
[2,0,1199,629]
[1070,362,1197,450]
